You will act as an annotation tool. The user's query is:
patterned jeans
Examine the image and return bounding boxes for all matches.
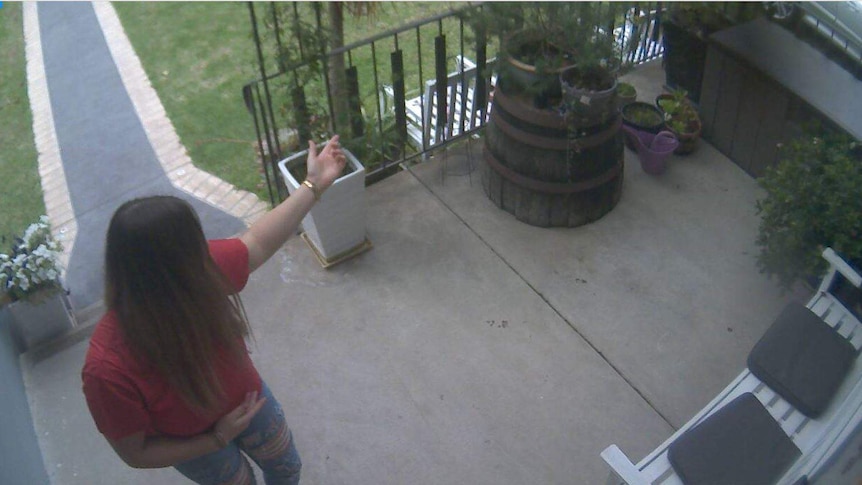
[174,382,301,485]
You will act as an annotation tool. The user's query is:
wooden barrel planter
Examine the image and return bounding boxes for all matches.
[482,85,624,227]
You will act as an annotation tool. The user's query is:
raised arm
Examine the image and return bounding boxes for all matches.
[240,135,347,273]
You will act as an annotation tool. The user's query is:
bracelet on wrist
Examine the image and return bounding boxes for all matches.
[302,179,322,201]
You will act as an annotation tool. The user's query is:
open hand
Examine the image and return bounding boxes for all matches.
[214,391,267,444]
[306,135,348,193]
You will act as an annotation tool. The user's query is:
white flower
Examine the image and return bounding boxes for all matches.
[22,223,42,245]
[1,215,64,299]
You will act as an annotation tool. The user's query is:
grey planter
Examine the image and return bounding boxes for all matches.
[8,289,77,352]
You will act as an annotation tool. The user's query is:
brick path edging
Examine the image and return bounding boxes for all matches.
[23,2,76,270]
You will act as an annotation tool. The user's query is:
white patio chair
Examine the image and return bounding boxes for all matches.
[602,248,862,484]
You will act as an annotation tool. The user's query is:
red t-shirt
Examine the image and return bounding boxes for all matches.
[82,238,262,441]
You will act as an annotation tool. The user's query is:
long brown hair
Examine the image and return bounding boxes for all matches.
[105,196,251,412]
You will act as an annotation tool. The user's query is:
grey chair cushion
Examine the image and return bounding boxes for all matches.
[748,302,857,418]
[668,392,801,485]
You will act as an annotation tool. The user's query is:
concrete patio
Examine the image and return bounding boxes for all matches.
[20,58,805,485]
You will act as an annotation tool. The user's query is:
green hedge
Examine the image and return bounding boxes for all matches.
[756,125,862,289]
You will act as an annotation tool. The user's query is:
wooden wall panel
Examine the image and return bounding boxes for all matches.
[710,55,743,159]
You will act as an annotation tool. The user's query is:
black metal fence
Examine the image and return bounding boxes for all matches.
[243,2,666,206]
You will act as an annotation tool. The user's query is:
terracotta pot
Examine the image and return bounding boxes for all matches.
[655,94,702,155]
[668,120,702,155]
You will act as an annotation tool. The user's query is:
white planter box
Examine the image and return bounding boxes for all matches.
[278,147,369,266]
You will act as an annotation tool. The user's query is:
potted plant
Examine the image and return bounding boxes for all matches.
[499,28,575,108]
[472,3,636,227]
[755,124,862,292]
[621,101,664,150]
[1,216,77,351]
[617,82,637,108]
[655,89,702,154]
[471,3,625,110]
[278,144,371,268]
[560,63,618,128]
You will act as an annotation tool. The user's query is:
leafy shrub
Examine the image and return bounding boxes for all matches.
[756,125,862,289]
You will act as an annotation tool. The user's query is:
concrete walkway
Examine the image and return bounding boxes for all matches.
[26,2,267,311]
[22,3,802,484]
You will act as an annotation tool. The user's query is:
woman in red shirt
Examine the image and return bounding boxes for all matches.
[82,136,346,484]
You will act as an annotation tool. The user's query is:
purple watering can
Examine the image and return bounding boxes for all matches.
[622,125,679,175]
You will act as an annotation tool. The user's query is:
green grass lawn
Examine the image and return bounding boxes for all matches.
[113,2,268,200]
[0,2,44,250]
[113,2,460,201]
[0,1,463,252]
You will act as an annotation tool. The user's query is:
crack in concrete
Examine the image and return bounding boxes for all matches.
[405,161,677,431]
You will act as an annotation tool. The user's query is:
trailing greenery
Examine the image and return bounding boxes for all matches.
[756,125,862,289]
[0,2,44,251]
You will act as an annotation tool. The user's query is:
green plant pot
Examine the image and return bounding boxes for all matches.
[622,102,665,151]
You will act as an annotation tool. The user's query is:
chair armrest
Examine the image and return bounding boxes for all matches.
[456,54,477,71]
[601,445,649,485]
[823,248,862,288]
